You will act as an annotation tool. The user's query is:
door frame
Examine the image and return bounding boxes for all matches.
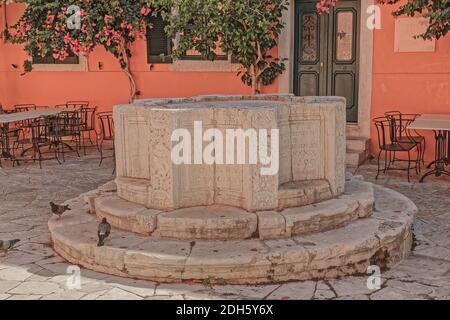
[278,0,374,139]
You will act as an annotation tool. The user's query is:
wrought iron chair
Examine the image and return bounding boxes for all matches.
[78,106,98,155]
[384,111,426,166]
[0,126,21,167]
[97,112,115,170]
[28,116,62,168]
[56,110,82,160]
[66,101,89,110]
[373,116,421,182]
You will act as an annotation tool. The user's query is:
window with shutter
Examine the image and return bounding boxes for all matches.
[147,15,172,64]
[181,24,227,61]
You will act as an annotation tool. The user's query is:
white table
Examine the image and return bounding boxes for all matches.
[0,108,78,164]
[418,114,450,121]
[409,115,450,182]
[0,108,76,124]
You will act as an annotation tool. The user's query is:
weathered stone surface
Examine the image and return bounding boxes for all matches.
[95,194,160,235]
[267,282,316,300]
[4,152,450,299]
[256,211,287,240]
[114,95,346,212]
[155,205,257,240]
[48,182,415,284]
[90,182,373,240]
[339,178,374,218]
[282,198,359,237]
[277,179,333,210]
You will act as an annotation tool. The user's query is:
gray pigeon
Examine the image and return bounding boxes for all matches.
[50,201,71,218]
[0,239,20,255]
[97,218,111,247]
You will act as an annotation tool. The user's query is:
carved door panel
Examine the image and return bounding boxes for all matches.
[294,0,360,122]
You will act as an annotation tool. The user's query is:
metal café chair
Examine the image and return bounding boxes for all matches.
[79,106,98,155]
[28,116,62,169]
[56,110,82,160]
[0,126,21,167]
[373,116,421,182]
[384,111,426,166]
[97,112,115,170]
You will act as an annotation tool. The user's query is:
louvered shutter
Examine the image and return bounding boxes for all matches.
[147,15,172,63]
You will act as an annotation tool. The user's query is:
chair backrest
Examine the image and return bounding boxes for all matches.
[29,117,48,142]
[97,112,114,140]
[80,107,97,130]
[66,101,89,110]
[14,104,36,112]
[373,116,396,149]
[384,111,420,142]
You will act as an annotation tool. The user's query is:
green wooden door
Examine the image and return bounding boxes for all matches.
[294,0,360,122]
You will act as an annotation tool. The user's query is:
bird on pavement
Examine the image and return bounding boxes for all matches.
[0,239,20,256]
[50,202,71,219]
[97,218,111,247]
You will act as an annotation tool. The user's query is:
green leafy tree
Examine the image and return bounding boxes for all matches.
[4,0,153,102]
[154,0,289,95]
[317,0,449,39]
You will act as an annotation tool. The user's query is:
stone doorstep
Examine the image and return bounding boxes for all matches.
[48,184,415,284]
[91,178,375,240]
[346,137,370,153]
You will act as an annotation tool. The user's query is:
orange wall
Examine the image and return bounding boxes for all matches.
[0,4,277,112]
[371,5,450,162]
[2,3,450,163]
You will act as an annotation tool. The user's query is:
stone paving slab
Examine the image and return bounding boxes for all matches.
[0,155,449,299]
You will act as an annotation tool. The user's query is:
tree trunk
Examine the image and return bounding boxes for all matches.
[250,65,258,95]
[121,66,136,103]
[120,45,137,103]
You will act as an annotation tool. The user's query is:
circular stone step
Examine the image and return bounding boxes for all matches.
[48,183,416,284]
[116,177,336,212]
[93,178,374,240]
[277,179,333,210]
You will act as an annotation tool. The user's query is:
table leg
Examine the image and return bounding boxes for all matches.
[420,130,450,182]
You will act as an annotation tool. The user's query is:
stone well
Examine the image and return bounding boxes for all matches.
[48,94,416,284]
[114,95,346,212]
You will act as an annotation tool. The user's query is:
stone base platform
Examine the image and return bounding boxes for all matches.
[93,179,374,240]
[116,177,336,213]
[49,178,416,285]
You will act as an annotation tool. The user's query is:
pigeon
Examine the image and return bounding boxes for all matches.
[97,218,111,247]
[0,239,20,256]
[50,202,71,218]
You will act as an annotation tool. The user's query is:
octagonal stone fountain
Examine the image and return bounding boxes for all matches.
[48,95,416,284]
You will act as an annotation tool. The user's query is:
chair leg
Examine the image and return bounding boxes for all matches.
[407,151,411,182]
[54,142,62,165]
[416,145,421,174]
[376,150,383,180]
[422,139,426,165]
[99,140,104,167]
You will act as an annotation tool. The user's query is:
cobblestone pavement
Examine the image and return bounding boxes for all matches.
[1,152,450,300]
